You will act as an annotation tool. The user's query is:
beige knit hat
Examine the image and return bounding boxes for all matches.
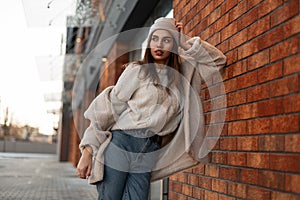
[148,17,180,45]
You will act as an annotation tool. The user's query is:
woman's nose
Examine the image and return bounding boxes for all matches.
[157,40,163,48]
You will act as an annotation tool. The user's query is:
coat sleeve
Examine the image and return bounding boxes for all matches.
[79,64,141,154]
[79,86,116,155]
[180,37,227,80]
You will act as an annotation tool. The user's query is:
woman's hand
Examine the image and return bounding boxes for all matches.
[175,21,191,50]
[76,146,93,179]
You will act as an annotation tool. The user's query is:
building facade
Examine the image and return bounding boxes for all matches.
[59,0,300,199]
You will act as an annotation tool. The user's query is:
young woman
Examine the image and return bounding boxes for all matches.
[76,17,226,200]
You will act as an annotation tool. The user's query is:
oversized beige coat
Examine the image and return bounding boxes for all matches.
[79,37,227,184]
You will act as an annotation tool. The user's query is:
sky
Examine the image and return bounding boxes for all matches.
[0,0,74,134]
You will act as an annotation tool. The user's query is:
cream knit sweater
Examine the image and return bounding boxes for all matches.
[109,63,183,136]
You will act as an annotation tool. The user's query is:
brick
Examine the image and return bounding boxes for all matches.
[270,37,299,62]
[286,174,300,193]
[207,32,221,46]
[258,26,283,50]
[215,13,230,33]
[247,83,270,102]
[257,98,283,117]
[285,134,300,152]
[217,39,229,53]
[233,59,247,77]
[201,27,215,41]
[229,0,248,22]
[224,78,237,93]
[226,107,237,121]
[168,192,177,200]
[212,151,227,164]
[220,166,239,181]
[194,163,205,175]
[257,0,283,18]
[271,0,299,27]
[248,0,264,9]
[221,0,238,15]
[188,174,199,186]
[186,7,197,23]
[182,184,193,196]
[228,152,247,166]
[269,153,300,172]
[221,21,238,40]
[259,135,285,151]
[257,62,283,83]
[237,6,258,31]
[248,49,270,70]
[198,176,212,190]
[284,93,300,113]
[237,103,258,119]
[229,28,248,49]
[171,181,182,193]
[258,170,285,190]
[169,175,177,181]
[270,74,299,97]
[237,136,258,151]
[272,191,300,200]
[220,137,237,150]
[204,190,219,200]
[236,70,258,89]
[240,168,258,185]
[248,16,270,40]
[209,7,222,25]
[228,121,247,135]
[178,194,188,200]
[247,118,270,134]
[177,173,188,183]
[219,194,236,200]
[205,164,219,177]
[247,186,271,200]
[284,54,300,75]
[192,187,204,199]
[212,179,227,193]
[283,16,300,38]
[238,39,259,59]
[227,90,247,107]
[173,0,180,7]
[202,0,216,19]
[226,49,238,65]
[247,152,269,169]
[223,59,247,79]
[228,182,247,199]
[196,0,208,13]
[270,114,299,133]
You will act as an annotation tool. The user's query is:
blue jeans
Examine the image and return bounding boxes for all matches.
[96,129,161,200]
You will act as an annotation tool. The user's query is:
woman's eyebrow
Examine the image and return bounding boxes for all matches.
[152,35,172,39]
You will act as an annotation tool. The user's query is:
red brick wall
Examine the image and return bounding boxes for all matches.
[171,0,300,199]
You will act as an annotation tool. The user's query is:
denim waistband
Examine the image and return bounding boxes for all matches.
[111,129,162,147]
[111,129,157,138]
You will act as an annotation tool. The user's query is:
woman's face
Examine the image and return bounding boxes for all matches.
[149,29,174,65]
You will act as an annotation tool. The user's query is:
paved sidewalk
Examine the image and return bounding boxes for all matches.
[0,153,98,200]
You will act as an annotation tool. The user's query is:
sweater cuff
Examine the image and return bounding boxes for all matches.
[182,37,201,57]
[79,143,96,156]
